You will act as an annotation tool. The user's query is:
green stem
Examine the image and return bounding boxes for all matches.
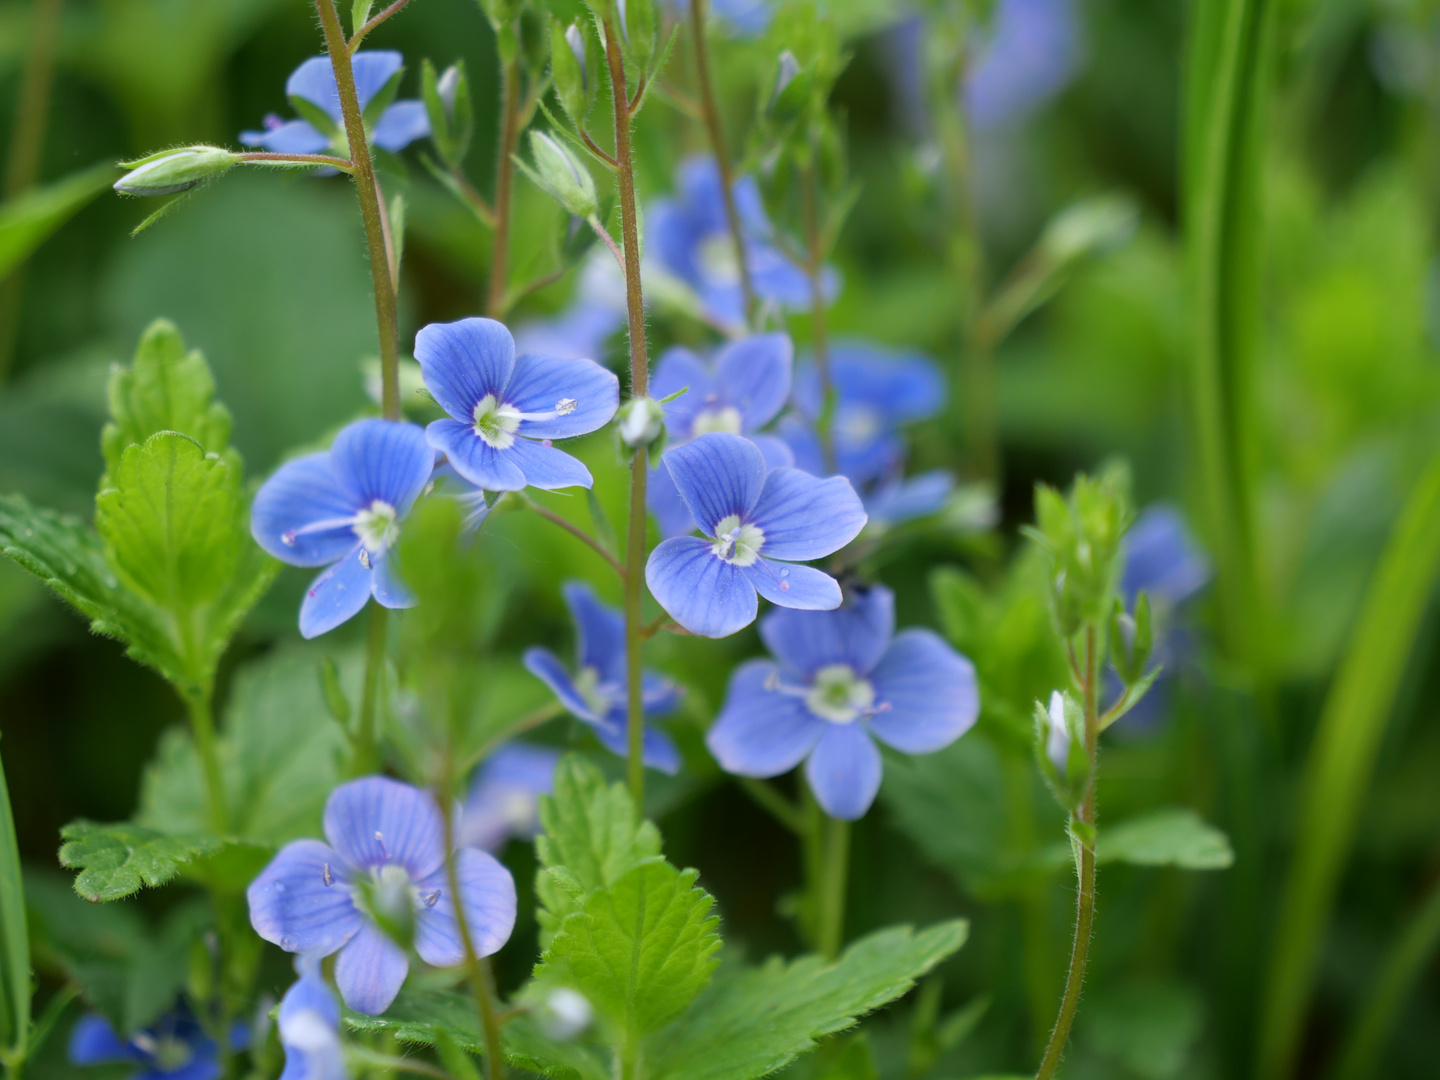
[1034,625,1100,1080]
[737,777,803,834]
[185,690,228,834]
[235,151,355,172]
[602,17,652,810]
[799,165,835,474]
[353,604,388,776]
[688,0,756,327]
[618,1035,641,1080]
[519,495,625,578]
[817,814,850,961]
[314,0,401,420]
[487,46,521,318]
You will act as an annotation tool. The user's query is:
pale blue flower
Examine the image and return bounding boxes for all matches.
[965,0,1082,131]
[69,1012,239,1080]
[277,958,344,1080]
[460,743,561,851]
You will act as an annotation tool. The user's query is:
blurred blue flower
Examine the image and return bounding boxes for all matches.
[671,0,771,36]
[648,157,833,330]
[513,251,627,361]
[964,0,1082,131]
[781,342,945,486]
[69,1012,240,1080]
[277,957,344,1080]
[648,335,796,538]
[707,585,979,819]
[460,743,561,850]
[861,469,956,530]
[248,776,517,1016]
[417,317,618,493]
[524,583,682,773]
[240,52,430,157]
[646,433,866,638]
[252,419,433,639]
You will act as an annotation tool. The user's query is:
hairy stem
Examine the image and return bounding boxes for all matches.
[800,165,835,474]
[519,495,625,578]
[350,0,416,51]
[185,690,228,834]
[315,0,401,420]
[353,603,388,776]
[817,814,850,960]
[487,47,521,318]
[688,0,756,326]
[602,18,652,808]
[236,151,355,171]
[1035,626,1100,1080]
[439,798,506,1080]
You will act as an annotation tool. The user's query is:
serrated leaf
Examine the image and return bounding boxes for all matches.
[1095,809,1234,870]
[538,859,721,1036]
[101,319,232,477]
[644,921,969,1080]
[58,822,224,902]
[535,755,661,943]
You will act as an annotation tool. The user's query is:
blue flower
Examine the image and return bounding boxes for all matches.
[648,157,833,331]
[964,0,1082,131]
[647,335,796,538]
[513,251,627,362]
[706,585,979,819]
[670,0,771,36]
[252,419,434,639]
[69,1012,225,1080]
[645,433,866,638]
[241,52,430,157]
[523,583,682,773]
[781,342,945,486]
[459,743,561,851]
[248,776,518,1016]
[861,469,955,530]
[277,958,344,1080]
[416,317,619,493]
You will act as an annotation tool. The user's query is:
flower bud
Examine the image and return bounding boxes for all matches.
[524,131,598,218]
[114,146,235,197]
[539,988,593,1041]
[1040,194,1139,265]
[618,397,665,448]
[423,60,474,168]
[552,18,588,123]
[768,50,808,123]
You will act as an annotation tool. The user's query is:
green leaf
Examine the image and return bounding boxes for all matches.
[0,749,29,1059]
[535,755,661,943]
[0,163,114,280]
[1097,808,1234,870]
[644,921,969,1080]
[1083,980,1203,1080]
[57,821,224,902]
[538,859,721,1036]
[101,319,232,477]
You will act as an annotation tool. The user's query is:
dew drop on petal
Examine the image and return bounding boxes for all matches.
[780,582,789,591]
[280,935,296,950]
[273,881,286,893]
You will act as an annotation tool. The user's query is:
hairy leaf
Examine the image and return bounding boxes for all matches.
[58,822,224,902]
[644,921,969,1080]
[1096,808,1234,870]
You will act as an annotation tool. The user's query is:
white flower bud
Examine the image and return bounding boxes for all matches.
[540,988,593,1041]
[527,131,598,219]
[1040,194,1139,264]
[114,146,235,197]
[618,397,665,448]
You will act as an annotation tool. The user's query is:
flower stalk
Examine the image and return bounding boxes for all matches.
[799,165,835,475]
[183,690,228,834]
[487,43,522,318]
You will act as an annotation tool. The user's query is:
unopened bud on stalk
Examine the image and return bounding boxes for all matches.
[618,397,665,448]
[423,60,473,168]
[552,18,589,123]
[523,131,598,218]
[1040,194,1139,265]
[113,146,235,196]
[768,50,805,120]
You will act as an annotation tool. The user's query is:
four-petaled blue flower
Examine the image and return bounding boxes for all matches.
[524,583,683,773]
[668,0,771,36]
[241,52,430,158]
[416,317,619,493]
[460,743,561,851]
[645,433,866,639]
[781,342,945,486]
[514,251,626,361]
[861,470,956,530]
[648,157,834,331]
[248,776,518,1016]
[648,335,796,537]
[277,957,344,1080]
[69,1012,232,1080]
[707,585,979,819]
[252,418,433,639]
[964,0,1082,132]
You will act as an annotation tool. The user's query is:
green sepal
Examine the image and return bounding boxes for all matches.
[288,94,342,142]
[550,17,587,124]
[361,65,406,131]
[351,0,374,34]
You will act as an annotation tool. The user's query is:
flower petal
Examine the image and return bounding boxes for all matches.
[252,453,359,567]
[662,432,766,535]
[647,460,698,539]
[372,100,429,152]
[299,546,374,639]
[370,551,415,609]
[239,120,329,154]
[750,468,866,561]
[413,848,518,967]
[707,659,826,776]
[415,317,516,421]
[323,776,447,879]
[286,57,343,124]
[329,419,433,515]
[1122,504,1211,605]
[334,922,409,1016]
[562,581,626,684]
[714,333,793,431]
[866,629,980,754]
[744,559,842,612]
[751,433,796,471]
[507,438,594,490]
[590,709,682,774]
[68,1015,133,1065]
[507,353,619,439]
[427,419,526,491]
[777,415,825,477]
[805,723,882,820]
[247,839,361,956]
[646,535,758,638]
[523,647,599,723]
[759,585,895,677]
[651,346,713,438]
[349,51,405,112]
[864,470,954,525]
[641,670,684,717]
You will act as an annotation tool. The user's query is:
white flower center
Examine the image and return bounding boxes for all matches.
[710,513,764,567]
[473,393,523,449]
[836,405,882,446]
[698,231,741,285]
[692,405,743,436]
[805,664,875,724]
[353,499,400,553]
